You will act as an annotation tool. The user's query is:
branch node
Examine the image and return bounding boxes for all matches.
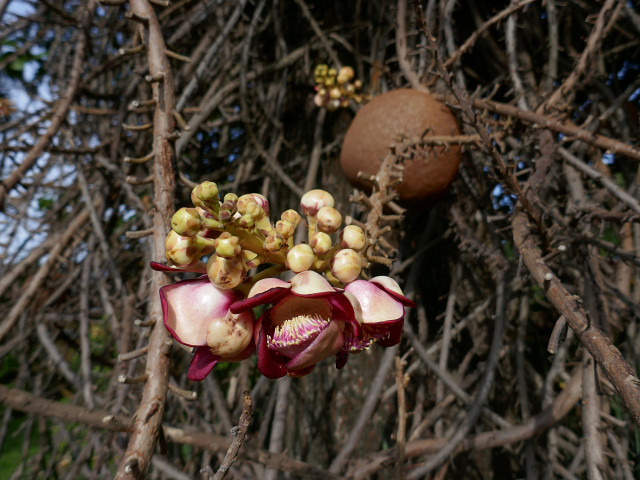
[165,49,191,63]
[124,151,154,164]
[122,123,152,131]
[168,383,198,400]
[125,11,149,24]
[119,374,149,384]
[134,318,156,326]
[118,345,149,362]
[118,45,145,56]
[145,73,164,83]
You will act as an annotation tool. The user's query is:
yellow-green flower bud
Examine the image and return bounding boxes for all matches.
[337,66,354,84]
[326,98,340,111]
[310,232,332,255]
[327,67,337,77]
[281,209,301,228]
[191,181,220,215]
[207,254,245,289]
[276,220,296,239]
[245,202,265,220]
[264,234,285,252]
[329,87,341,100]
[314,64,328,83]
[300,189,335,217]
[316,206,342,233]
[330,248,362,283]
[340,225,366,251]
[237,193,269,216]
[286,244,315,273]
[165,230,214,266]
[171,207,202,237]
[237,214,255,229]
[353,79,363,90]
[342,83,356,95]
[214,232,241,258]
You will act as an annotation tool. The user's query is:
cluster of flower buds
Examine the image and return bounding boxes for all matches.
[154,182,415,381]
[164,182,367,290]
[313,64,363,111]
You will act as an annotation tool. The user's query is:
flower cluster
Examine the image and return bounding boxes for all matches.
[313,64,363,112]
[153,182,414,380]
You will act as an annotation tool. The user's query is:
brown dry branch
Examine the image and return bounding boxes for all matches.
[114,0,176,478]
[2,0,640,478]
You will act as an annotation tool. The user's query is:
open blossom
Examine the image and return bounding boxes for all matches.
[343,276,415,352]
[231,271,362,378]
[159,276,255,381]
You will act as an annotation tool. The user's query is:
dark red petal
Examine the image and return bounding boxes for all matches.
[230,287,289,314]
[376,284,416,308]
[372,319,404,347]
[187,347,220,381]
[287,365,316,377]
[335,350,349,369]
[256,330,288,379]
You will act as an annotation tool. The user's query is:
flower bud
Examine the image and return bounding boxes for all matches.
[340,225,366,251]
[214,232,241,258]
[343,83,356,95]
[326,98,340,111]
[246,202,265,220]
[237,193,269,216]
[329,87,342,100]
[331,248,362,283]
[316,206,342,233]
[310,232,332,254]
[237,214,255,229]
[314,64,328,83]
[219,193,238,222]
[265,234,285,252]
[207,254,245,289]
[301,189,334,217]
[276,220,296,239]
[206,313,253,357]
[337,66,354,84]
[281,209,301,228]
[171,207,202,237]
[286,244,315,273]
[165,230,214,266]
[191,182,220,215]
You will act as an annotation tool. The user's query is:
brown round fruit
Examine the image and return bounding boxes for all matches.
[339,89,461,208]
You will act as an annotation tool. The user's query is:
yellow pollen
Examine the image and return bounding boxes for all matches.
[268,314,329,348]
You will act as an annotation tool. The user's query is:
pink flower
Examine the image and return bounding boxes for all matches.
[343,277,415,352]
[231,271,362,378]
[159,276,255,381]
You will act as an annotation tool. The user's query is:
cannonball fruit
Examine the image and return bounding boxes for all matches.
[339,89,461,208]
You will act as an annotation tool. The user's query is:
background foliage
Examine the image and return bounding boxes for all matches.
[1,0,640,478]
